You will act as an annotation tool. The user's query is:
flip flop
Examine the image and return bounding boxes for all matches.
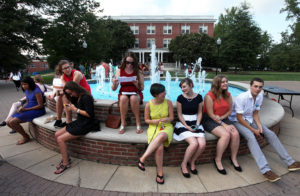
[156,174,164,184]
[54,163,71,174]
[137,159,145,171]
[16,137,30,145]
[118,125,125,134]
[136,126,143,134]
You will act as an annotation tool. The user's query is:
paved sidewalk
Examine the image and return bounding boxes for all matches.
[1,80,300,195]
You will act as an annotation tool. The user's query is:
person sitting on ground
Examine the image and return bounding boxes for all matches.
[53,60,91,128]
[111,53,144,134]
[54,81,100,174]
[173,78,206,178]
[0,75,48,134]
[6,76,46,145]
[229,77,300,182]
[138,83,174,184]
[202,75,241,175]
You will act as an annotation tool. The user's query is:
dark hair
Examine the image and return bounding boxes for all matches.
[63,81,92,102]
[21,76,36,91]
[250,77,264,85]
[58,59,71,73]
[211,75,229,100]
[150,83,165,97]
[179,78,194,88]
[33,74,44,84]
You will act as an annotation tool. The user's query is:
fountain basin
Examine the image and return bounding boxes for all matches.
[29,81,284,166]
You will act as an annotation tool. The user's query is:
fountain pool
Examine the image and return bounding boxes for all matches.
[89,80,246,101]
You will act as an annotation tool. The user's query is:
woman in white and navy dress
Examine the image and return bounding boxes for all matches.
[174,78,206,178]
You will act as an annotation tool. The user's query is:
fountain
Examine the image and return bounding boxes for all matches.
[150,44,160,84]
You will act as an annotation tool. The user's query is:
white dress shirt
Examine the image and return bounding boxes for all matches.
[229,90,263,123]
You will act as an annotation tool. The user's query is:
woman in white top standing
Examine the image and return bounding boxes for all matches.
[9,71,22,91]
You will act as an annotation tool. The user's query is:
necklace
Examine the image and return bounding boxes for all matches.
[184,93,195,102]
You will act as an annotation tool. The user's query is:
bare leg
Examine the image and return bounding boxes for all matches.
[7,118,30,144]
[129,95,142,133]
[56,132,79,165]
[5,101,21,121]
[155,144,164,183]
[140,133,168,163]
[56,95,63,120]
[119,95,129,133]
[190,137,206,170]
[62,95,72,123]
[55,127,68,140]
[229,125,240,166]
[181,137,198,173]
[211,127,230,170]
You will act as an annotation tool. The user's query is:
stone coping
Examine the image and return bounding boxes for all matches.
[33,97,284,144]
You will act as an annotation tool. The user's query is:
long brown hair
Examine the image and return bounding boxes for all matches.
[63,81,92,102]
[211,75,230,101]
[57,60,71,74]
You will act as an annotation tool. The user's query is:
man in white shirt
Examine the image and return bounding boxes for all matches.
[229,77,300,182]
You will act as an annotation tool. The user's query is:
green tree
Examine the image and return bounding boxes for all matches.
[214,3,262,71]
[0,0,49,71]
[257,32,272,70]
[168,33,216,67]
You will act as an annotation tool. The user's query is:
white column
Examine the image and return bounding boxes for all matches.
[139,52,141,63]
[142,52,145,64]
[161,52,163,63]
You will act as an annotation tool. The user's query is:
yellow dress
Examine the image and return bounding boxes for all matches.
[147,99,173,147]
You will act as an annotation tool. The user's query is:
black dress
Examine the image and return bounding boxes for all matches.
[66,94,100,135]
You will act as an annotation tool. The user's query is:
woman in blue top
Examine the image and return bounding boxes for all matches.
[6,76,46,145]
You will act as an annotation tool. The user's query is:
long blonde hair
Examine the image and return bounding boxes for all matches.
[211,75,230,101]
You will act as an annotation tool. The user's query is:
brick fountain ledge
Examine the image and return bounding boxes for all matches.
[29,81,284,166]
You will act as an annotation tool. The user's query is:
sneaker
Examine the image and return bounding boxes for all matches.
[54,120,62,128]
[9,130,17,134]
[288,161,300,171]
[0,121,6,127]
[263,170,280,182]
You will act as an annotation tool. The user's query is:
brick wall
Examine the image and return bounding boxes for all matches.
[29,122,279,166]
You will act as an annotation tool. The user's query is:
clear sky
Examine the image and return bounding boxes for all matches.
[97,0,292,43]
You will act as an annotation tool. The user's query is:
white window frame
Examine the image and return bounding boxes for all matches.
[163,25,172,34]
[134,38,139,48]
[181,25,190,34]
[41,63,48,68]
[163,38,172,48]
[199,25,208,34]
[147,25,156,34]
[130,25,139,35]
[147,38,155,48]
[29,64,36,68]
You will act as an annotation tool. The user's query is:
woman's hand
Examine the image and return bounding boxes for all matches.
[214,115,221,122]
[18,107,26,113]
[64,103,77,113]
[186,126,195,132]
[48,94,54,100]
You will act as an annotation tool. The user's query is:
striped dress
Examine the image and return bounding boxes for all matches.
[173,94,205,141]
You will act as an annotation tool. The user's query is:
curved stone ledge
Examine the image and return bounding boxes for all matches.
[30,96,283,166]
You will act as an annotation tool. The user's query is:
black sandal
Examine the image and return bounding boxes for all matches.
[54,164,70,174]
[138,159,145,171]
[56,158,71,169]
[156,174,164,184]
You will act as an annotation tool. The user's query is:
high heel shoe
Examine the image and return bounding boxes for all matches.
[187,162,198,175]
[181,166,190,178]
[213,159,227,175]
[229,157,242,172]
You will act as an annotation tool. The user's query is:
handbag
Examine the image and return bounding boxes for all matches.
[105,101,121,129]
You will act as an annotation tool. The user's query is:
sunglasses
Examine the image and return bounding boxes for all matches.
[125,61,134,65]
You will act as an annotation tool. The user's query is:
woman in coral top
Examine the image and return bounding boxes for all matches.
[112,53,144,134]
[202,75,241,175]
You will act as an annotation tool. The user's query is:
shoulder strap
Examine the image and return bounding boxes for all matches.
[108,101,119,114]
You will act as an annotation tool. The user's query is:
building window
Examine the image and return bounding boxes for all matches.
[147,38,155,48]
[29,64,36,68]
[130,25,139,34]
[147,25,156,34]
[163,25,172,34]
[41,63,48,68]
[163,39,172,48]
[181,25,190,34]
[199,25,208,34]
[134,39,139,48]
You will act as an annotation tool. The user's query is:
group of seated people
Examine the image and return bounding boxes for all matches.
[1,53,299,183]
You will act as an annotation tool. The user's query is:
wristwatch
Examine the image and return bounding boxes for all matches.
[76,109,80,114]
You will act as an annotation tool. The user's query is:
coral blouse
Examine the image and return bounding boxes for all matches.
[203,91,231,116]
[63,70,91,93]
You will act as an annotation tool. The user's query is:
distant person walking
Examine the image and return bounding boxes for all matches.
[9,71,22,91]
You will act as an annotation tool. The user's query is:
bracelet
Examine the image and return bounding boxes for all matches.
[219,121,223,126]
[76,109,80,114]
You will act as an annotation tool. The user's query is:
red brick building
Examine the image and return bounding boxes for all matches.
[27,59,49,73]
[112,15,216,68]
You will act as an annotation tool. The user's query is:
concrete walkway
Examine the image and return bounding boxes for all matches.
[1,80,300,195]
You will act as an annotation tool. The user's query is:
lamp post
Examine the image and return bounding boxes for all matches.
[82,41,87,75]
[216,37,221,75]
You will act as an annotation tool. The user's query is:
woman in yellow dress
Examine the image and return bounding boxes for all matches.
[138,83,174,184]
